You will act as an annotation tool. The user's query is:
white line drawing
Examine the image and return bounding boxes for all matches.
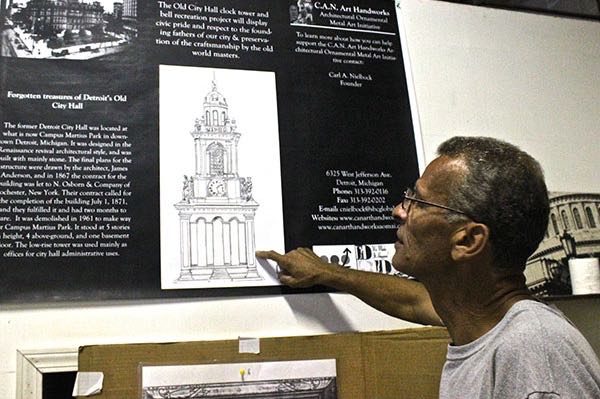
[143,377,337,398]
[175,75,262,282]
[141,359,338,399]
[160,66,284,290]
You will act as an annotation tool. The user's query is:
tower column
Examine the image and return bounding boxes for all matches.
[179,216,191,278]
[226,142,233,174]
[230,219,240,266]
[232,139,239,174]
[245,217,260,278]
[238,222,247,264]
[223,221,231,265]
[197,219,207,267]
[190,220,198,266]
[200,141,208,175]
[194,138,201,175]
[213,218,224,266]
[206,221,214,265]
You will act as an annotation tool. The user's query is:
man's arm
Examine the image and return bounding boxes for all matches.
[256,248,443,326]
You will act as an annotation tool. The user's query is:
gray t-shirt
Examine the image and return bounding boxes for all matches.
[439,300,600,398]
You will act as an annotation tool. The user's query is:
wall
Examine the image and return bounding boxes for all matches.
[401,0,600,193]
[2,0,600,397]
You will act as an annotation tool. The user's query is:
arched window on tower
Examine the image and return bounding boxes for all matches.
[206,111,211,126]
[207,142,225,176]
[551,213,559,236]
[561,209,570,231]
[221,111,226,125]
[573,208,583,229]
[213,110,218,126]
[585,206,597,228]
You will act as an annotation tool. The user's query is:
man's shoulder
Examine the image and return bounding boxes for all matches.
[495,300,592,358]
[496,300,580,352]
[491,300,600,397]
[502,300,573,336]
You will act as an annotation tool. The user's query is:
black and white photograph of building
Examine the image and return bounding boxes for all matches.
[141,359,338,399]
[525,191,600,297]
[0,0,136,59]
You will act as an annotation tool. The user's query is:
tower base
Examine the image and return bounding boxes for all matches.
[178,264,262,282]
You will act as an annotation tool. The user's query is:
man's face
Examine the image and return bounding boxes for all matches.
[391,156,465,279]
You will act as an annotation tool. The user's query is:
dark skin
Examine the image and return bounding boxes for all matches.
[257,155,534,345]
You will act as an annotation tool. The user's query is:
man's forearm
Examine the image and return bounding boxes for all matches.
[317,265,443,326]
[256,248,442,326]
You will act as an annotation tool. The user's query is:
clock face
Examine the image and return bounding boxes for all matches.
[208,178,226,196]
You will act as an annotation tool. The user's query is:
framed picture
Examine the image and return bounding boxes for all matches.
[141,359,337,399]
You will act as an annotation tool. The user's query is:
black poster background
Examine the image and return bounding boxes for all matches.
[0,0,419,302]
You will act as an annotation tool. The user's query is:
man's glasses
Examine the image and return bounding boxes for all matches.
[401,187,471,218]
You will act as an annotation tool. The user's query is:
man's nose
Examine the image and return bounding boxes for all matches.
[392,203,408,221]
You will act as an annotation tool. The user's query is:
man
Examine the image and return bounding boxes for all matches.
[257,136,600,398]
[296,0,314,24]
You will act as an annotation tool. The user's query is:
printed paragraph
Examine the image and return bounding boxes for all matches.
[156,1,273,59]
[0,121,133,258]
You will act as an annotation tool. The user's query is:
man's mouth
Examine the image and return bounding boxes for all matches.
[396,228,404,244]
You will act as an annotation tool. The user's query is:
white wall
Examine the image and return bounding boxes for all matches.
[2,1,600,397]
[400,0,600,193]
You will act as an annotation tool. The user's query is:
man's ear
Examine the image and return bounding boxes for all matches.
[451,222,490,261]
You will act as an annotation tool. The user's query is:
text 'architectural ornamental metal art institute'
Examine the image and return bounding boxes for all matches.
[175,76,261,283]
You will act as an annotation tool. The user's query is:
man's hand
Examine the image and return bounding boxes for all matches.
[257,248,441,326]
[256,248,332,288]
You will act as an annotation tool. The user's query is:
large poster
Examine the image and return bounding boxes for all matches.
[0,0,420,301]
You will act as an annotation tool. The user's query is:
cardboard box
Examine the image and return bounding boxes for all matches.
[78,327,449,398]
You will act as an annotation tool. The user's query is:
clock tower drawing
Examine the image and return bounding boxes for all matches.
[175,75,261,282]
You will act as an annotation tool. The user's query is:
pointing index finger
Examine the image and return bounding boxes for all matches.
[255,250,284,263]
